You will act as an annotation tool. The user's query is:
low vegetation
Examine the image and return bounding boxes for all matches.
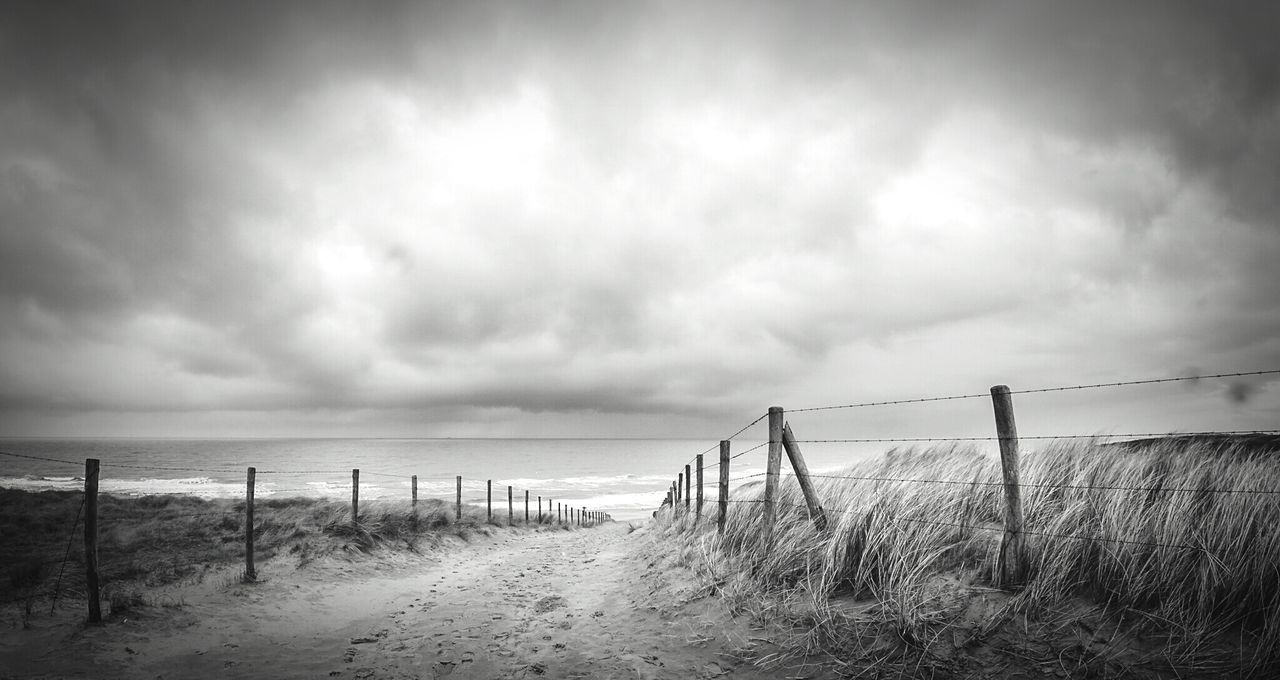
[1,489,571,617]
[653,437,1280,678]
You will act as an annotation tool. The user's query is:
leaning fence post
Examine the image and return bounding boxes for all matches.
[991,384,1025,587]
[782,423,828,531]
[677,472,683,509]
[718,440,730,534]
[762,406,784,546]
[84,458,101,623]
[351,469,360,531]
[456,475,463,521]
[245,467,257,582]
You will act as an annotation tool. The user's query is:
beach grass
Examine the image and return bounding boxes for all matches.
[653,437,1280,677]
[1,488,572,615]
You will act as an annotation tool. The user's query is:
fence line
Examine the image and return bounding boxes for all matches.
[657,368,1280,587]
[2,458,615,622]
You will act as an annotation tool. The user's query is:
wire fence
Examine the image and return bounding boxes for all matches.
[655,367,1280,565]
[0,450,613,621]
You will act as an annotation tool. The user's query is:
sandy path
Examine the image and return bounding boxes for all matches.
[2,523,783,679]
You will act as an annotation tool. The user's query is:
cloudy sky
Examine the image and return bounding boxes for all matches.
[2,1,1278,438]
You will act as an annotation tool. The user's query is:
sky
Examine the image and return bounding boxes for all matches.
[1,1,1278,439]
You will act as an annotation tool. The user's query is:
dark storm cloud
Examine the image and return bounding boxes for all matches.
[1,1,1278,434]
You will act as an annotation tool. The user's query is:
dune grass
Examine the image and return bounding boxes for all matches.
[654,437,1280,677]
[1,488,574,618]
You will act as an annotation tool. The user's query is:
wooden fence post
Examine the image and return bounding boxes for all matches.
[696,454,704,522]
[351,469,359,531]
[718,440,730,534]
[508,485,514,526]
[525,490,529,524]
[782,423,828,531]
[84,458,101,623]
[245,467,256,582]
[762,406,784,545]
[677,472,683,510]
[411,475,418,510]
[487,480,492,523]
[456,475,463,521]
[557,502,562,524]
[991,385,1025,587]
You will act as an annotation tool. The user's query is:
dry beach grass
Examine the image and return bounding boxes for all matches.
[653,437,1280,678]
[1,490,568,622]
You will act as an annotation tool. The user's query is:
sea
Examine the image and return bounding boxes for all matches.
[0,438,833,522]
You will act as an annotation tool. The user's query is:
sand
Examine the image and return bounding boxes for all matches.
[1,522,802,679]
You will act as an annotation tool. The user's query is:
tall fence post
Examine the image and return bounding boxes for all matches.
[781,423,828,531]
[991,384,1025,587]
[245,467,256,582]
[508,485,514,526]
[456,475,463,521]
[677,472,683,510]
[351,469,360,531]
[762,406,784,546]
[486,480,493,523]
[695,454,704,523]
[84,458,101,623]
[538,495,543,522]
[525,490,530,524]
[557,502,562,524]
[718,440,730,534]
[411,475,418,510]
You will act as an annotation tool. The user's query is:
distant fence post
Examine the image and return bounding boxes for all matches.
[508,485,514,526]
[84,458,101,623]
[411,475,418,510]
[718,440,730,534]
[351,469,360,531]
[487,480,493,522]
[991,385,1025,587]
[456,475,463,521]
[762,407,784,545]
[245,466,257,582]
[782,423,828,531]
[695,454,704,523]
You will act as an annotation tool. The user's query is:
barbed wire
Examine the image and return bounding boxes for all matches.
[791,430,1280,444]
[0,450,81,466]
[789,369,1280,413]
[784,471,1280,495]
[681,412,771,469]
[730,441,769,461]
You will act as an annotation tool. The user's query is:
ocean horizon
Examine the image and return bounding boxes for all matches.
[1,437,793,521]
